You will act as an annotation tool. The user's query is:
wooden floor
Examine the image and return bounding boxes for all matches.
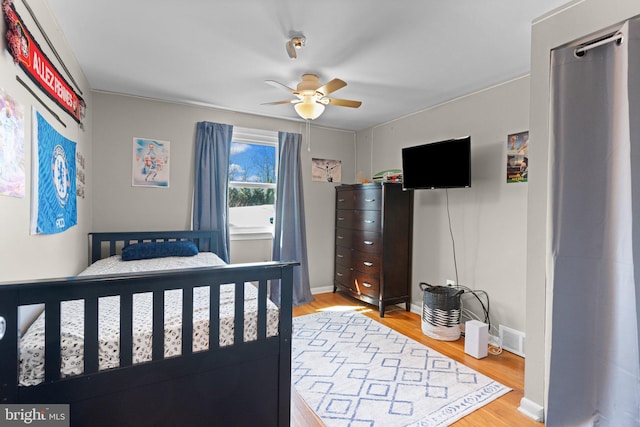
[291,292,543,427]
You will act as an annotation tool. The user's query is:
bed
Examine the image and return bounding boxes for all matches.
[0,231,296,427]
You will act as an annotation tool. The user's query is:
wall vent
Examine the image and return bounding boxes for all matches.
[499,325,525,357]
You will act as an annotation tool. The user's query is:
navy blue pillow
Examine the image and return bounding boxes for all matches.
[121,241,199,261]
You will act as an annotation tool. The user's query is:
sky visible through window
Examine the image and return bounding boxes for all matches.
[228,142,276,226]
[229,142,276,183]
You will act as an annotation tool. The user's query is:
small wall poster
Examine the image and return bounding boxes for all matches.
[312,158,341,183]
[76,151,85,199]
[0,89,25,198]
[31,109,77,234]
[507,131,528,183]
[132,137,170,187]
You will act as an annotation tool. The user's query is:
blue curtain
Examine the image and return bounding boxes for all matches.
[192,121,233,263]
[271,132,314,306]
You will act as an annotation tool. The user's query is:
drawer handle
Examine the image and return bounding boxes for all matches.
[365,198,376,202]
[336,272,343,277]
[363,240,374,245]
[338,217,345,221]
[337,235,344,240]
[338,198,345,202]
[364,220,375,224]
[363,282,373,288]
[363,261,373,267]
[337,254,344,258]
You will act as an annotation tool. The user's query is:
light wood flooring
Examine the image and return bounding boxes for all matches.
[291,292,543,427]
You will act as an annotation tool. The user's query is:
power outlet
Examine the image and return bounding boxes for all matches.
[446,279,456,287]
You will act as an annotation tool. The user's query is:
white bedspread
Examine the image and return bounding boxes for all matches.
[19,253,279,386]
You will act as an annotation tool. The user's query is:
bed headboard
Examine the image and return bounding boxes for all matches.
[89,230,219,264]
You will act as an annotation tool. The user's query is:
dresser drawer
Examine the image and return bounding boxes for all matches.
[351,230,382,253]
[353,271,380,298]
[335,209,353,228]
[337,209,381,231]
[335,228,353,248]
[351,250,381,274]
[336,188,382,210]
[334,264,353,289]
[335,245,352,267]
[353,188,381,210]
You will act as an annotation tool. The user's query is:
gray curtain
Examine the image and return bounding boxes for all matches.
[192,121,233,263]
[270,132,313,306]
[547,20,640,426]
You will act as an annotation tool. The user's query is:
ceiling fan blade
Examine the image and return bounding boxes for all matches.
[261,99,299,105]
[265,80,296,93]
[317,78,347,96]
[326,98,362,108]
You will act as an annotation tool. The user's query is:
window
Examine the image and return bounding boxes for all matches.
[228,127,278,238]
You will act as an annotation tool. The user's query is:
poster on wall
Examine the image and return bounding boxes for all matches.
[76,151,85,199]
[0,88,25,198]
[312,158,342,183]
[132,137,170,187]
[31,108,77,234]
[507,130,529,183]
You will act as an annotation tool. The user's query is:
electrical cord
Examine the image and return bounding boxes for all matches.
[445,190,502,355]
[459,289,502,355]
[445,189,459,287]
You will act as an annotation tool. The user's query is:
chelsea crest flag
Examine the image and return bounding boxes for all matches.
[31,109,77,234]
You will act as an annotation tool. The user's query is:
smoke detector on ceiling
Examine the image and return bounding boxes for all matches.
[286,35,305,59]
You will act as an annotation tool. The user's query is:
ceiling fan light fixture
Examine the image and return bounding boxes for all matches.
[294,98,325,120]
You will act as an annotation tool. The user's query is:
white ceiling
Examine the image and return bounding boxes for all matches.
[46,0,570,131]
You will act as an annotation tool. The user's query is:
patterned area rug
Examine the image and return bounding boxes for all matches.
[292,310,511,427]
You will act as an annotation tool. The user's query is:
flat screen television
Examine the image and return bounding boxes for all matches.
[401,136,471,190]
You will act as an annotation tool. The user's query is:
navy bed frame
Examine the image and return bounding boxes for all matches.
[0,231,296,426]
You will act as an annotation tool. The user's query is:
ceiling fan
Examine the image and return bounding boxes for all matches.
[263,74,362,120]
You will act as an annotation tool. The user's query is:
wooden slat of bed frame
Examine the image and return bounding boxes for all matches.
[44,301,62,383]
[152,289,164,361]
[182,286,194,356]
[210,283,220,349]
[120,292,133,367]
[84,297,99,374]
[257,279,268,339]
[233,282,244,346]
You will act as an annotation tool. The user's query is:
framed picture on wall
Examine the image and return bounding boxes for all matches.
[132,137,170,187]
[506,131,528,183]
[312,158,342,183]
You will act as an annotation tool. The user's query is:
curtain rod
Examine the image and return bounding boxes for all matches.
[575,32,623,57]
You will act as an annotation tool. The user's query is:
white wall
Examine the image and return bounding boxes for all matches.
[356,76,530,333]
[527,0,640,418]
[91,92,355,290]
[0,0,93,281]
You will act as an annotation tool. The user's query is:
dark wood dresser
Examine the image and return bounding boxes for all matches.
[333,182,414,316]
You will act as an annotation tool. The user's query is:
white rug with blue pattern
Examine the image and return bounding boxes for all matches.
[292,310,511,427]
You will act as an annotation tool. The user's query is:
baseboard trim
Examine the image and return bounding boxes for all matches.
[309,291,422,316]
[311,285,334,295]
[518,397,544,422]
[410,302,421,315]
